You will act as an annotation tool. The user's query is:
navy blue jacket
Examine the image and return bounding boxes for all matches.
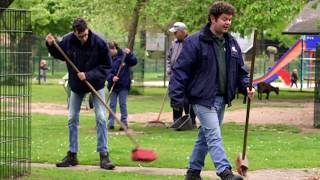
[47,30,112,93]
[169,24,249,108]
[107,49,137,91]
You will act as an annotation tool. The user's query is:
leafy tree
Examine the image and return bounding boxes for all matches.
[9,0,309,48]
[0,0,15,8]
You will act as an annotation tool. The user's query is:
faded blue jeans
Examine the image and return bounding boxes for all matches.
[108,89,128,128]
[68,89,108,153]
[188,96,231,175]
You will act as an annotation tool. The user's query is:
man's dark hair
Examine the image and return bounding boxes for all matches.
[208,1,236,23]
[72,17,88,32]
[108,41,120,50]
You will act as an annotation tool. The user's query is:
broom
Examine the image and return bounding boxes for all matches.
[147,88,168,127]
[235,30,257,176]
[106,53,126,103]
[52,39,157,162]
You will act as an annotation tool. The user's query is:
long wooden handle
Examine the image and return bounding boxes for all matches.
[242,30,257,159]
[106,54,127,103]
[155,88,169,121]
[52,41,139,147]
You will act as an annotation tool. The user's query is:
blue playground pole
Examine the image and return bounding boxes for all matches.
[300,36,305,91]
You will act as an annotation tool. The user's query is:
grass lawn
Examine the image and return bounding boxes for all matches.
[21,168,189,180]
[26,84,319,179]
[32,84,314,113]
[32,113,320,171]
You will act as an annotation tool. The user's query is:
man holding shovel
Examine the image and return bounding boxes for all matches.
[169,1,254,180]
[46,17,115,170]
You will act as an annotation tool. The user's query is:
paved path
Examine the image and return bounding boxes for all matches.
[31,163,320,180]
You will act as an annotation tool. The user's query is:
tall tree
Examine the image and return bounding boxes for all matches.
[127,0,146,50]
[0,0,15,8]
[10,0,309,48]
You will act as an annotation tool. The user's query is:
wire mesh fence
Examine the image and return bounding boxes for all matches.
[0,8,32,179]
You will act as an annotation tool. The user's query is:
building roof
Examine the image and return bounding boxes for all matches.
[283,0,320,35]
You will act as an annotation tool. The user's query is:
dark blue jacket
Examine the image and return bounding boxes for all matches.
[107,49,137,91]
[169,24,249,108]
[46,30,112,93]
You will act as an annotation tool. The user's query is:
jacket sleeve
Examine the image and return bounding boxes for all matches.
[235,41,250,95]
[46,38,68,62]
[166,44,173,76]
[125,52,138,67]
[85,41,112,82]
[106,64,116,86]
[169,38,197,108]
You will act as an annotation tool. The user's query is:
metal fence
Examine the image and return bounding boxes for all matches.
[0,8,32,179]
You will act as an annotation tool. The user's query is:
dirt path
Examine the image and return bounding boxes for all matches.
[31,163,320,180]
[32,101,319,132]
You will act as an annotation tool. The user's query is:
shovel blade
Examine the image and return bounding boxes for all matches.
[236,153,248,176]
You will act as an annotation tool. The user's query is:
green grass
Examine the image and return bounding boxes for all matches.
[144,72,165,81]
[32,84,68,104]
[31,84,315,113]
[32,113,320,171]
[257,89,314,100]
[21,168,186,180]
[26,84,320,179]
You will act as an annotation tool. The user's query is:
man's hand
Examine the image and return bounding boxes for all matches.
[46,33,55,46]
[123,48,131,54]
[172,106,181,111]
[113,76,119,82]
[77,72,86,81]
[247,87,255,100]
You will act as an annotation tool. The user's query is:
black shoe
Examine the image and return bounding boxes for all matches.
[185,169,202,180]
[56,151,79,167]
[119,125,128,131]
[108,126,115,130]
[218,168,243,180]
[100,152,115,170]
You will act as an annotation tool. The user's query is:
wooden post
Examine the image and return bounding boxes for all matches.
[314,44,320,128]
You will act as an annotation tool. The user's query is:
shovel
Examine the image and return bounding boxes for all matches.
[236,30,257,176]
[52,40,157,162]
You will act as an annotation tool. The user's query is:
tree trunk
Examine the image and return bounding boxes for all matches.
[127,0,146,50]
[0,0,15,8]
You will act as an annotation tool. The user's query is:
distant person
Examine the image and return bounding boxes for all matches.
[39,59,49,83]
[291,69,298,88]
[46,17,115,170]
[107,41,137,131]
[169,2,255,180]
[166,22,196,127]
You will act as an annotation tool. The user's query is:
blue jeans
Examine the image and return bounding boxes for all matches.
[68,89,108,153]
[108,89,128,127]
[188,96,231,174]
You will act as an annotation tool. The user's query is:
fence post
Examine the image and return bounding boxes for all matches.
[38,55,41,85]
[314,44,320,128]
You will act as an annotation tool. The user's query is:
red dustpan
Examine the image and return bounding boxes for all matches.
[132,147,157,162]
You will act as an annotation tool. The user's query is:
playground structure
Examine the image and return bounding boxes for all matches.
[0,8,32,179]
[253,35,320,89]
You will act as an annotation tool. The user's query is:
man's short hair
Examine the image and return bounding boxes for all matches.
[72,17,88,32]
[208,1,236,23]
[108,41,119,50]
